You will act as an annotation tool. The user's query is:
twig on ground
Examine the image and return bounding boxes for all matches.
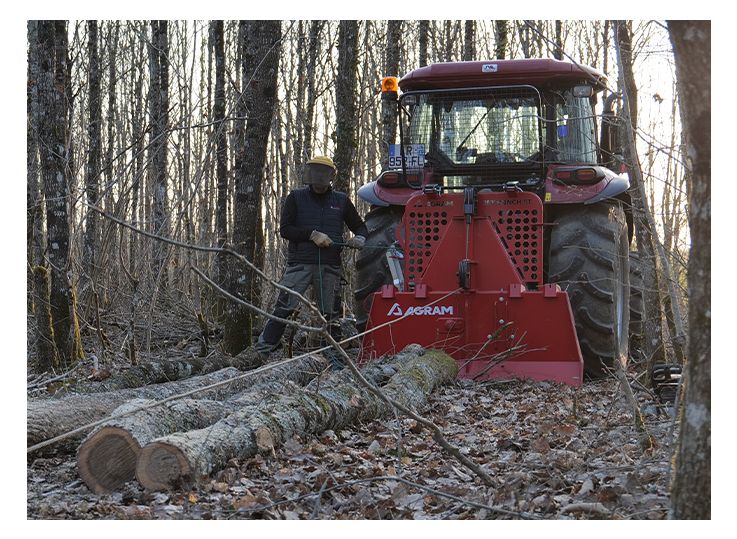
[27,363,83,391]
[229,474,537,520]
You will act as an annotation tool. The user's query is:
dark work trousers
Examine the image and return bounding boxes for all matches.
[256,263,342,353]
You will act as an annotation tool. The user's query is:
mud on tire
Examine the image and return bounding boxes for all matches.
[353,205,404,332]
[548,202,630,377]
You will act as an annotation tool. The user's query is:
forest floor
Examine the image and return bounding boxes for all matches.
[27,335,676,521]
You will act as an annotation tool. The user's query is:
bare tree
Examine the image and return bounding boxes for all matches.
[148,21,170,288]
[381,20,402,168]
[667,19,710,520]
[463,20,476,61]
[35,21,76,369]
[83,21,101,278]
[223,20,282,355]
[614,20,667,367]
[495,20,508,59]
[418,20,429,67]
[302,20,323,163]
[554,20,564,59]
[211,20,228,303]
[333,20,359,193]
[27,21,43,296]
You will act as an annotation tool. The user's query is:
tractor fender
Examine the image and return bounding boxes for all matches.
[583,173,631,205]
[357,181,417,207]
[357,182,390,207]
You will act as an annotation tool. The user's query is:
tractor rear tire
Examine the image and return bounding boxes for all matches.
[628,250,645,359]
[353,205,405,332]
[548,201,630,377]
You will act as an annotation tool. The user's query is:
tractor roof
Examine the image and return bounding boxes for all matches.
[398,58,607,93]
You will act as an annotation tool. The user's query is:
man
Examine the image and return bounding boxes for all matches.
[256,155,367,368]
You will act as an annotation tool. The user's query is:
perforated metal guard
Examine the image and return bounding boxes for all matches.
[491,205,542,286]
[405,209,450,285]
[402,193,543,288]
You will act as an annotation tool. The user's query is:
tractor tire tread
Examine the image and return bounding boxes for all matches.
[354,206,405,331]
[549,202,630,377]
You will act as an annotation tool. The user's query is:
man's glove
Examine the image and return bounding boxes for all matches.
[310,230,333,248]
[346,235,366,249]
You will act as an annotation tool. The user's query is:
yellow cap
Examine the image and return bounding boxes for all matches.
[307,155,336,170]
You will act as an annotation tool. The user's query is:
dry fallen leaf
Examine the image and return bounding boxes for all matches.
[256,426,276,455]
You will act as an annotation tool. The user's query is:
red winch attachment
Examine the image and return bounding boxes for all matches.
[359,188,583,386]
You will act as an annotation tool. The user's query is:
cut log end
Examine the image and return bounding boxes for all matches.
[77,427,140,494]
[136,442,192,491]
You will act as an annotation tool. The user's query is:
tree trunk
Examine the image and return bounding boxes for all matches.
[418,21,429,67]
[495,20,508,59]
[35,20,74,368]
[77,354,327,493]
[83,20,102,278]
[32,266,58,370]
[614,20,667,367]
[463,20,475,61]
[292,21,306,170]
[27,21,43,310]
[129,22,146,280]
[554,20,564,60]
[149,20,170,288]
[517,21,531,59]
[27,349,265,451]
[223,20,281,355]
[136,348,458,490]
[333,20,359,194]
[303,20,323,162]
[103,21,120,221]
[380,20,402,168]
[211,20,229,315]
[667,20,711,520]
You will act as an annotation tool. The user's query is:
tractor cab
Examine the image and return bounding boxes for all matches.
[360,59,626,205]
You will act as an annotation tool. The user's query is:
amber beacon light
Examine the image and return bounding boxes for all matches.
[381,76,399,93]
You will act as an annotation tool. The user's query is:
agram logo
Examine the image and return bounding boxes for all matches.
[387,303,454,316]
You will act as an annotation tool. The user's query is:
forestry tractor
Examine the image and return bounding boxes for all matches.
[354,59,633,387]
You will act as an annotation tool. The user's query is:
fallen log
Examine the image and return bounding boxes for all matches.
[28,354,322,451]
[77,354,327,493]
[136,347,457,490]
[54,348,263,396]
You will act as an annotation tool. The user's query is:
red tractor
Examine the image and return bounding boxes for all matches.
[354,59,632,386]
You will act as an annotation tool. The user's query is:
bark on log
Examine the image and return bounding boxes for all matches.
[136,347,457,490]
[77,354,327,493]
[55,348,263,395]
[28,353,323,451]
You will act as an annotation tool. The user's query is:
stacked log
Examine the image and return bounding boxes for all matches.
[135,347,457,490]
[30,345,456,495]
[55,348,263,395]
[77,354,327,493]
[27,354,324,450]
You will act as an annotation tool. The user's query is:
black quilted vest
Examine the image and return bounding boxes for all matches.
[288,187,347,265]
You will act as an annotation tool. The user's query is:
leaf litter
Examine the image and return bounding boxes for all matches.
[27,373,674,520]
